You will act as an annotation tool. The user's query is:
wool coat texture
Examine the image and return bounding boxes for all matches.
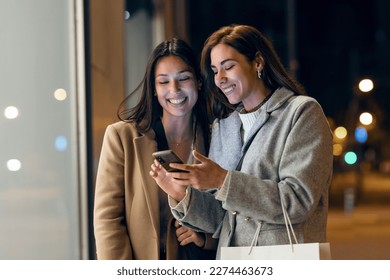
[171,87,334,259]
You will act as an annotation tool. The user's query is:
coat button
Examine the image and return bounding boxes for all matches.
[232,211,238,215]
[244,217,251,221]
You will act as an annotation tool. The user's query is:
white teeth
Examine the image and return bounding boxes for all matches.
[169,97,186,104]
[223,85,235,94]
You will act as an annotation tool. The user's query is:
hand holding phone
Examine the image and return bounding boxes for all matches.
[152,150,188,172]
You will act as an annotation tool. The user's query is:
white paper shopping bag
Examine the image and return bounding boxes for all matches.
[221,242,331,260]
[221,197,331,260]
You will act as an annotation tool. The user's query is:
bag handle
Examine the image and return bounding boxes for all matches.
[247,198,299,255]
[280,198,299,252]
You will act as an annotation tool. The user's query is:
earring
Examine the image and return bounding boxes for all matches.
[257,70,262,79]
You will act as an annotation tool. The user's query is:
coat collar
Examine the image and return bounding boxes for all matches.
[221,87,295,158]
[264,87,295,113]
[133,129,160,236]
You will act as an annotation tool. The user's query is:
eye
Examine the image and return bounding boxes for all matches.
[225,64,234,70]
[157,80,169,85]
[179,76,190,82]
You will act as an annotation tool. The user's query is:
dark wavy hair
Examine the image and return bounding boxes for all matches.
[200,24,306,119]
[117,38,212,152]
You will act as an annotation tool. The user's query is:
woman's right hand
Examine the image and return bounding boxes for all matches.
[150,159,187,201]
[174,220,205,248]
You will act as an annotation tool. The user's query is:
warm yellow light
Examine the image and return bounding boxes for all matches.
[333,143,343,156]
[358,79,374,93]
[334,126,347,139]
[54,88,67,101]
[359,112,373,125]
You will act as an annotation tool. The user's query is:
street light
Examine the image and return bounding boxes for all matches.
[358,78,374,93]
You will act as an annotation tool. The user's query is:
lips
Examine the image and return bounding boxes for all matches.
[221,85,235,95]
[168,97,187,104]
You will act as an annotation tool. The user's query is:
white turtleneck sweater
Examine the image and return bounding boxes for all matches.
[239,108,262,142]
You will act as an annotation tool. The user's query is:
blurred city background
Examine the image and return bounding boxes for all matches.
[1,0,389,260]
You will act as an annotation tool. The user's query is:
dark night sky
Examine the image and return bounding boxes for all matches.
[188,0,390,131]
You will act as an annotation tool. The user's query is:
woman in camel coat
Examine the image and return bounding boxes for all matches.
[94,38,217,260]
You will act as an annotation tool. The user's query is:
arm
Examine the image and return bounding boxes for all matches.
[160,99,333,225]
[93,125,132,259]
[217,99,333,224]
[150,160,226,234]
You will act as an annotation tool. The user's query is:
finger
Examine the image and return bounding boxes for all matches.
[153,159,163,169]
[175,226,187,237]
[168,171,190,181]
[149,170,156,178]
[177,231,191,243]
[192,150,208,163]
[174,220,181,228]
[168,162,190,172]
[180,237,191,246]
[150,163,158,172]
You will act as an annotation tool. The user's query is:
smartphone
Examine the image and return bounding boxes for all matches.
[152,150,188,172]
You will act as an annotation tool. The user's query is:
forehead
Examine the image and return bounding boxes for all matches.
[155,55,190,74]
[210,44,246,65]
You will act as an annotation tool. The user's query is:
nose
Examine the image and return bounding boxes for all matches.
[171,80,180,93]
[214,70,226,86]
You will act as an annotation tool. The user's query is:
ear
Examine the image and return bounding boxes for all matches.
[255,51,265,71]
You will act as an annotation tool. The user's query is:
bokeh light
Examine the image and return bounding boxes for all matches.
[344,151,358,165]
[334,126,347,140]
[359,112,373,126]
[333,143,343,156]
[54,88,67,101]
[355,126,368,143]
[55,135,68,152]
[7,159,22,171]
[4,106,19,119]
[358,79,374,93]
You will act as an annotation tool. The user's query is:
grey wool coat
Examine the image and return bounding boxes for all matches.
[171,87,334,259]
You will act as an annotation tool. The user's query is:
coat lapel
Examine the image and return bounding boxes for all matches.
[243,87,295,152]
[133,132,160,237]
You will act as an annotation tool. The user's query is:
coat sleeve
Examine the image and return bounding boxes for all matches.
[93,125,132,259]
[217,99,333,225]
[171,188,226,234]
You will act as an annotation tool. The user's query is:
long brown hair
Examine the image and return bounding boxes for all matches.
[117,38,212,152]
[201,24,305,119]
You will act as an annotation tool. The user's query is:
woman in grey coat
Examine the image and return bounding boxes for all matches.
[150,24,333,259]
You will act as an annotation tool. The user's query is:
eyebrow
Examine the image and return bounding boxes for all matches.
[210,58,235,69]
[155,69,192,78]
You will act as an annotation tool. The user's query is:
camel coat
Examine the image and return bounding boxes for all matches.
[93,121,215,259]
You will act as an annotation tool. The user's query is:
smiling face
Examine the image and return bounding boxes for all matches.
[210,43,263,108]
[154,55,199,120]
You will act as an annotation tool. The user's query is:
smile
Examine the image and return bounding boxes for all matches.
[168,97,187,104]
[222,85,235,95]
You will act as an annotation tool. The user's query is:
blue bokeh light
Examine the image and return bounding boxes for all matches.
[55,135,68,152]
[355,126,368,143]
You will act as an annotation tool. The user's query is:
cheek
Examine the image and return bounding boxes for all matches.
[156,94,166,106]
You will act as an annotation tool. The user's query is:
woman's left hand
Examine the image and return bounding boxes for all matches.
[174,220,205,247]
[168,150,228,189]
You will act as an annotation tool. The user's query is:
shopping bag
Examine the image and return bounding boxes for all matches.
[220,242,331,260]
[221,197,331,260]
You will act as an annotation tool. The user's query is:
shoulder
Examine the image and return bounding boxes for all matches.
[102,121,148,146]
[105,121,139,136]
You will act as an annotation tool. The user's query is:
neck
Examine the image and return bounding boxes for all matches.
[161,115,193,144]
[243,88,273,113]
